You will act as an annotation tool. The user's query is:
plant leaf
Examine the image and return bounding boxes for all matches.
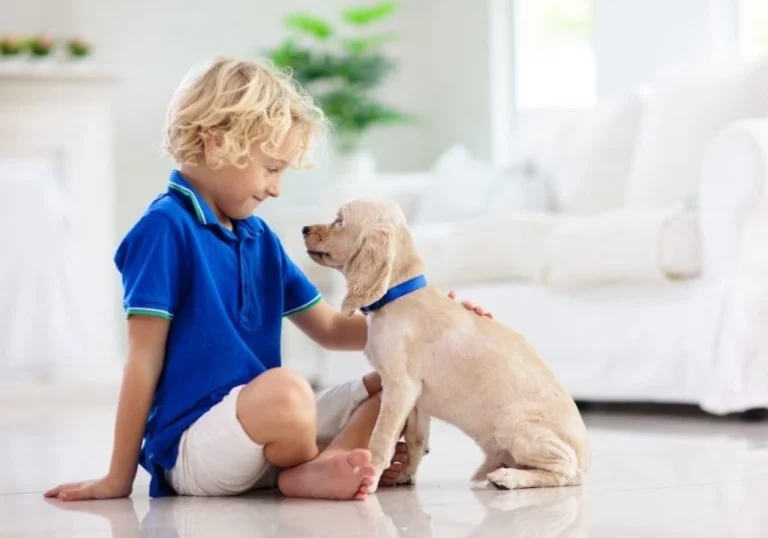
[264,40,342,86]
[318,89,409,137]
[342,2,398,26]
[341,32,397,54]
[284,13,334,40]
[333,54,396,88]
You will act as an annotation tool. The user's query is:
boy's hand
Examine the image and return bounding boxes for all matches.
[44,475,132,501]
[379,442,409,487]
[44,317,168,503]
[448,289,493,319]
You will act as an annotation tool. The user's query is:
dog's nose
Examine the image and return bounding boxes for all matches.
[302,226,310,236]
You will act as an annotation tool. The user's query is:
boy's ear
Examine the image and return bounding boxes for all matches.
[201,130,224,153]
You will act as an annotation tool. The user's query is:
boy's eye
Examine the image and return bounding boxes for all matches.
[266,168,279,175]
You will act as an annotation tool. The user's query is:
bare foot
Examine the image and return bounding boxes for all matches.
[278,449,376,501]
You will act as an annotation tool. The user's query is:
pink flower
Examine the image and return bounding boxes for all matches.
[1,34,21,46]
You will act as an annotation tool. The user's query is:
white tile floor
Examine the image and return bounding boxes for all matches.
[3,403,768,537]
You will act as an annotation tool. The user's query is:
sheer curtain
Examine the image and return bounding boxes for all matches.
[0,159,86,383]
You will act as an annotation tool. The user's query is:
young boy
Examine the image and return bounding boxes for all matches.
[44,57,490,502]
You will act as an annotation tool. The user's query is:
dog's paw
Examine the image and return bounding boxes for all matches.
[395,473,416,486]
[487,468,520,490]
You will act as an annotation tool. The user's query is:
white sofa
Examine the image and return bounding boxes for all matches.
[276,61,768,415]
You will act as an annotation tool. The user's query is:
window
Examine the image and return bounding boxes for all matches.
[739,0,768,60]
[514,0,596,110]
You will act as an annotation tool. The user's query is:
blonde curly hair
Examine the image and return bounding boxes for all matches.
[163,56,326,169]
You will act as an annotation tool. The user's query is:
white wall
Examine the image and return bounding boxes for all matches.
[387,0,514,167]
[420,0,496,163]
[362,0,431,172]
[593,0,740,98]
[0,0,75,34]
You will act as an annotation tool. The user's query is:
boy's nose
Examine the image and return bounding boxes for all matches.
[267,184,281,198]
[302,226,310,236]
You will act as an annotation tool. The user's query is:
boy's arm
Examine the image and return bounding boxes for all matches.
[44,316,168,501]
[290,299,367,351]
[290,290,493,352]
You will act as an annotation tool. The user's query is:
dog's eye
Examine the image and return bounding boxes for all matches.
[334,216,344,227]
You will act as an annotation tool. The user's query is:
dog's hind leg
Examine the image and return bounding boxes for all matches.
[470,451,506,483]
[487,425,582,490]
[487,467,582,490]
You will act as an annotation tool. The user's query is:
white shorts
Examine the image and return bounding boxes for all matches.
[166,377,370,496]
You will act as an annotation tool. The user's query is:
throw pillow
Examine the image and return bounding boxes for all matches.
[549,91,644,213]
[413,145,505,223]
[625,60,768,208]
[487,161,554,215]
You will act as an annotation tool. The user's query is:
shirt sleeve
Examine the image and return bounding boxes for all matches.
[113,211,186,320]
[277,237,322,318]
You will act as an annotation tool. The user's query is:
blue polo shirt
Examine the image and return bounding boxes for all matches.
[114,170,321,497]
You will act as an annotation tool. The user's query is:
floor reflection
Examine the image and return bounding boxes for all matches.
[44,483,590,538]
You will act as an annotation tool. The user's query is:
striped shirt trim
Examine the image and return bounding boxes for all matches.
[168,183,207,224]
[126,307,174,320]
[283,294,322,317]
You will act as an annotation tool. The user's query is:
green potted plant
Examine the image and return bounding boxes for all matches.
[27,34,55,58]
[266,1,410,178]
[67,37,91,59]
[1,34,25,56]
[0,34,26,64]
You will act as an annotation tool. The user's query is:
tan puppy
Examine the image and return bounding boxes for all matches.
[303,198,589,492]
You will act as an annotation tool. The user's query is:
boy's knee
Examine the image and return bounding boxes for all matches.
[239,368,316,436]
[362,371,382,396]
[353,392,382,422]
[270,371,316,427]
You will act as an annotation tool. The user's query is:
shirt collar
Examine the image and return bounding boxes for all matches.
[167,170,220,227]
[167,170,263,237]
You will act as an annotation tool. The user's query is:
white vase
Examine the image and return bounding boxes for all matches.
[335,150,376,182]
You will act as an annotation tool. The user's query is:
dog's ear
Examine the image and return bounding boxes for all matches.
[341,227,394,316]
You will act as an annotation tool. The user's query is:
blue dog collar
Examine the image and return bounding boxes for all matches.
[360,275,428,315]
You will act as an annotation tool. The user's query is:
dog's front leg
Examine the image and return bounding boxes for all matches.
[397,405,431,485]
[368,377,421,492]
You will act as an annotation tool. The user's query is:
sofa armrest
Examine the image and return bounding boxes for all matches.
[699,119,768,278]
[697,119,768,414]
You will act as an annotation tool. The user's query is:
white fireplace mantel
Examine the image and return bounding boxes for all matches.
[0,64,123,389]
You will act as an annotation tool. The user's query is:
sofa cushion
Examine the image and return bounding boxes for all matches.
[625,61,768,208]
[410,209,701,288]
[540,208,701,288]
[549,91,644,213]
[411,214,558,286]
[413,145,501,223]
[510,108,588,171]
[486,166,554,215]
